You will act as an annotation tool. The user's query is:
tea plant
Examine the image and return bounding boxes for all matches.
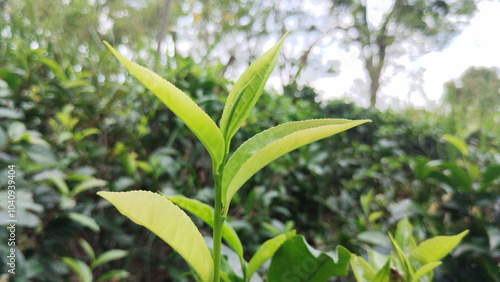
[98,34,370,281]
[350,217,468,282]
[61,238,129,282]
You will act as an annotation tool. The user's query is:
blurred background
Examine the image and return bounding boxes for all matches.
[0,0,499,281]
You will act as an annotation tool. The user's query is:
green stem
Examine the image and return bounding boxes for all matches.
[213,170,225,282]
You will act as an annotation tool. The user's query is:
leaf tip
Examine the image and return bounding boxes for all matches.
[103,41,112,50]
[458,229,469,238]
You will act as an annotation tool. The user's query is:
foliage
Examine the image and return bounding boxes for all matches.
[99,35,369,281]
[442,67,500,152]
[0,1,495,280]
[351,217,468,282]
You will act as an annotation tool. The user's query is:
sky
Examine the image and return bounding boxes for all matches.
[311,1,500,110]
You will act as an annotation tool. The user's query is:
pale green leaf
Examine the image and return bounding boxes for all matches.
[222,119,370,215]
[350,254,374,282]
[357,231,391,246]
[360,189,374,216]
[368,248,390,272]
[67,212,100,232]
[395,217,413,254]
[71,178,108,197]
[261,222,281,237]
[62,257,93,282]
[246,230,296,278]
[78,238,95,262]
[442,134,468,155]
[220,34,287,147]
[166,195,244,258]
[411,230,468,263]
[74,128,100,141]
[97,191,214,282]
[412,261,441,282]
[96,270,130,282]
[48,175,70,196]
[389,232,413,281]
[104,42,224,167]
[93,249,128,268]
[372,253,392,282]
[368,211,383,224]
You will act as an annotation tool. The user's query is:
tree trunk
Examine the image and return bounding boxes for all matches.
[365,41,387,108]
[156,0,173,58]
[369,69,380,108]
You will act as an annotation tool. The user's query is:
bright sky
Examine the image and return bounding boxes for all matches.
[312,1,500,110]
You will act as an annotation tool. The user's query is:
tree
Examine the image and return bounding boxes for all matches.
[443,67,500,151]
[328,0,477,107]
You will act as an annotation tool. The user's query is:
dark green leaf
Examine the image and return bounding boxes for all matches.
[268,235,350,281]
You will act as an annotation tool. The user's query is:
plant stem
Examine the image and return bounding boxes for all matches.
[213,171,225,282]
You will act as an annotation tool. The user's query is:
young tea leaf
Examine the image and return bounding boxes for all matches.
[166,195,244,259]
[442,134,468,156]
[66,212,100,232]
[48,175,70,196]
[411,261,441,282]
[222,119,370,216]
[71,178,107,197]
[389,232,414,281]
[62,257,93,282]
[93,249,128,268]
[78,239,95,263]
[350,254,375,282]
[104,42,224,168]
[411,230,469,263]
[395,217,413,254]
[372,253,392,282]
[97,191,214,282]
[246,230,296,278]
[96,270,131,282]
[219,34,287,149]
[367,248,390,271]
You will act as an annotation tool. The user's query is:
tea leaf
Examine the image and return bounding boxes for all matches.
[61,257,93,282]
[97,191,214,282]
[220,34,287,148]
[395,217,413,254]
[78,239,95,262]
[367,249,390,271]
[372,254,392,282]
[350,254,375,282]
[71,178,107,197]
[222,119,370,215]
[411,230,469,263]
[67,212,100,232]
[104,42,224,167]
[48,175,70,196]
[246,230,296,278]
[268,235,351,281]
[96,270,130,282]
[412,261,441,282]
[389,232,414,281]
[442,134,468,156]
[166,195,243,258]
[93,249,128,268]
